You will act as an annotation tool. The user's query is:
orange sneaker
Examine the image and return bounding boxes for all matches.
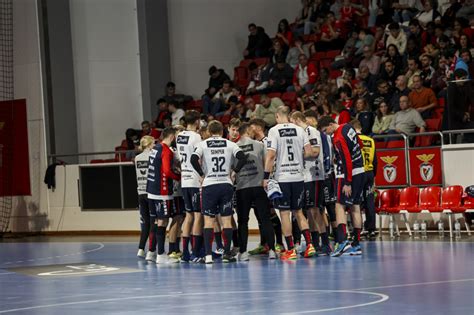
[304,244,316,258]
[280,249,297,261]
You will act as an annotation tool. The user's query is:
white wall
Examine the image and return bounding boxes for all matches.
[11,0,50,232]
[167,0,299,98]
[70,0,142,153]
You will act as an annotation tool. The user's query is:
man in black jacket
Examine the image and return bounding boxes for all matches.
[243,24,272,59]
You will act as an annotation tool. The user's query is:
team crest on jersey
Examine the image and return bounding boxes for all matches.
[278,128,297,137]
[207,140,227,147]
[176,135,189,144]
[381,156,398,183]
[417,154,434,182]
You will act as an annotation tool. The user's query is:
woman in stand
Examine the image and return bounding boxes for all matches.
[372,101,394,136]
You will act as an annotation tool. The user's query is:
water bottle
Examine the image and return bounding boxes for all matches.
[413,220,420,239]
[454,220,461,239]
[437,220,444,238]
[389,218,395,238]
[421,220,427,239]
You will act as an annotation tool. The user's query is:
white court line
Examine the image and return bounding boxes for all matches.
[355,278,474,291]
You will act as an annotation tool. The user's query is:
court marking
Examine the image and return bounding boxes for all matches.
[356,278,474,291]
[0,242,104,266]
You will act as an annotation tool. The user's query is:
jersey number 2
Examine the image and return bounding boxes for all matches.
[211,157,225,172]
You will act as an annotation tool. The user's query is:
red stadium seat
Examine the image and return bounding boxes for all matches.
[319,59,332,69]
[386,140,405,149]
[281,91,297,108]
[254,58,269,67]
[438,98,445,108]
[418,186,442,212]
[463,195,474,211]
[414,118,441,147]
[90,159,104,164]
[187,99,203,112]
[239,59,254,68]
[329,69,342,79]
[252,94,261,104]
[379,189,400,213]
[396,187,419,213]
[375,141,387,149]
[267,92,281,99]
[310,52,325,63]
[233,66,249,89]
[325,50,341,59]
[441,185,465,213]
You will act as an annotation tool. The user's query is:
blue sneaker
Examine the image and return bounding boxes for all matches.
[190,254,202,263]
[343,244,362,256]
[331,240,351,257]
[180,251,191,263]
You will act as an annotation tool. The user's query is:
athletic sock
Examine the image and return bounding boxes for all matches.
[302,229,312,246]
[285,236,295,250]
[149,223,157,252]
[214,232,223,249]
[352,228,361,246]
[182,237,190,254]
[203,228,213,256]
[320,232,330,246]
[311,231,320,248]
[258,224,266,246]
[156,226,166,255]
[168,242,176,254]
[191,235,201,255]
[271,214,283,245]
[176,237,181,252]
[232,229,239,248]
[292,218,301,244]
[337,224,347,244]
[223,228,233,254]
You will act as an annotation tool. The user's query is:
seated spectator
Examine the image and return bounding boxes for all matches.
[459,49,474,78]
[355,98,375,135]
[122,128,139,160]
[452,17,469,45]
[406,37,422,61]
[216,95,241,118]
[246,61,271,95]
[331,30,359,69]
[392,0,423,23]
[370,79,393,112]
[408,75,438,119]
[275,19,293,50]
[457,34,474,59]
[162,81,192,107]
[205,65,231,99]
[289,54,318,92]
[243,23,272,59]
[379,60,400,87]
[203,80,233,116]
[383,44,405,71]
[336,67,356,90]
[388,96,426,134]
[286,36,310,69]
[269,40,288,65]
[358,65,377,92]
[431,55,449,95]
[293,0,312,36]
[253,94,284,127]
[455,0,474,21]
[355,29,375,57]
[386,23,407,55]
[314,11,344,52]
[419,54,436,87]
[244,97,260,120]
[339,0,365,30]
[441,0,462,25]
[353,81,373,105]
[315,68,338,94]
[390,75,410,112]
[334,100,351,125]
[372,101,394,135]
[265,57,294,93]
[169,102,185,126]
[405,56,422,89]
[305,0,331,34]
[338,86,353,112]
[154,98,170,129]
[359,45,381,76]
[140,121,160,139]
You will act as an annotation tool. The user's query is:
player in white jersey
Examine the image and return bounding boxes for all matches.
[248,119,284,253]
[175,111,203,263]
[134,136,155,260]
[263,106,317,261]
[191,120,247,264]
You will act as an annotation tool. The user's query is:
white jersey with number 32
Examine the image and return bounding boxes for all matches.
[267,123,309,183]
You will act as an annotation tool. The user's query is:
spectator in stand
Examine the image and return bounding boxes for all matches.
[315,68,338,94]
[286,36,310,69]
[455,0,474,21]
[269,40,288,65]
[244,97,260,120]
[162,81,192,108]
[243,24,272,59]
[354,29,375,58]
[370,79,393,112]
[386,23,407,55]
[334,100,352,124]
[383,44,405,71]
[359,45,381,76]
[141,121,160,140]
[459,49,474,78]
[353,81,373,105]
[339,0,365,30]
[253,94,284,127]
[331,30,360,69]
[246,61,271,95]
[169,102,185,126]
[452,17,469,46]
[123,128,139,161]
[205,65,231,99]
[406,56,422,89]
[289,54,318,92]
[265,57,294,93]
[457,34,474,58]
[431,54,449,95]
[372,101,394,135]
[294,0,312,36]
[216,95,241,119]
[409,75,438,119]
[305,0,331,34]
[358,65,377,92]
[388,95,426,134]
[203,80,233,116]
[154,98,170,129]
[373,0,394,26]
[408,19,423,45]
[379,60,400,87]
[390,75,410,112]
[441,0,462,26]
[314,11,344,52]
[415,0,441,29]
[419,54,436,87]
[355,98,375,135]
[336,67,356,90]
[406,37,422,61]
[275,19,293,51]
[338,86,353,112]
[392,0,423,23]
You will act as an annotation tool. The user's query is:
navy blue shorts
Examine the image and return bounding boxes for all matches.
[182,188,201,213]
[336,173,365,206]
[322,176,336,204]
[149,199,175,219]
[304,181,324,209]
[201,184,234,217]
[274,181,305,211]
[173,197,184,217]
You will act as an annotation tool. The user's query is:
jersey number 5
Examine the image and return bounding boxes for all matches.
[287,146,294,161]
[211,156,226,172]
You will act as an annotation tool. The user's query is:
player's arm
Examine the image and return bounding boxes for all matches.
[303,130,318,159]
[191,145,205,177]
[163,149,181,181]
[233,151,248,173]
[264,149,276,179]
[335,141,353,184]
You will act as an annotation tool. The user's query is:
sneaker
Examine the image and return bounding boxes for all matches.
[294,243,301,255]
[137,249,146,258]
[190,254,202,263]
[205,255,213,264]
[317,244,332,256]
[343,244,362,256]
[280,249,297,261]
[169,252,181,260]
[331,240,351,257]
[268,249,277,260]
[222,253,237,263]
[238,252,250,261]
[368,231,377,239]
[214,247,224,256]
[231,247,240,256]
[180,252,191,263]
[274,244,283,254]
[249,245,266,255]
[145,251,157,262]
[303,244,316,258]
[156,253,169,264]
[168,255,180,264]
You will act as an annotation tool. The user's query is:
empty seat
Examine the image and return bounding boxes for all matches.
[386,140,405,149]
[233,66,249,89]
[239,59,254,68]
[418,186,442,212]
[396,187,419,212]
[379,189,400,213]
[254,58,269,67]
[281,91,297,107]
[441,185,465,213]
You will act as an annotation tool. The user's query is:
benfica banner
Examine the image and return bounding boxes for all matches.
[375,150,408,187]
[408,147,442,186]
[0,99,31,196]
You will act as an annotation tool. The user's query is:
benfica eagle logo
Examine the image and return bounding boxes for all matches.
[381,156,398,183]
[417,154,434,182]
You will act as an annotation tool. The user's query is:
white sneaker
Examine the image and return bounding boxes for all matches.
[145,251,157,262]
[137,249,146,258]
[168,256,180,264]
[238,252,250,261]
[205,255,213,264]
[214,248,224,256]
[268,249,277,260]
[231,247,240,256]
[156,253,169,264]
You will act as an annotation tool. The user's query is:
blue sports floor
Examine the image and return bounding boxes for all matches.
[0,236,473,314]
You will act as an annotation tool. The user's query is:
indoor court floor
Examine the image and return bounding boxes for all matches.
[0,235,473,314]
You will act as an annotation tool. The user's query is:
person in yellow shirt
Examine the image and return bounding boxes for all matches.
[350,119,378,239]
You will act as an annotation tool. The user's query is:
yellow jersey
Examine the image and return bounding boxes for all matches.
[359,134,376,172]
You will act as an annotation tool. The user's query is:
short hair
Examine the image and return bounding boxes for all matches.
[238,123,250,135]
[388,22,400,31]
[421,54,433,62]
[304,110,318,120]
[454,68,468,79]
[223,80,232,86]
[184,110,200,126]
[248,23,256,29]
[276,106,290,117]
[161,127,176,139]
[248,62,258,71]
[260,94,269,101]
[166,81,175,88]
[249,118,266,130]
[276,55,286,64]
[168,101,178,108]
[409,19,420,27]
[345,68,356,79]
[350,119,362,130]
[229,118,242,128]
[290,111,306,123]
[228,95,239,104]
[208,120,224,135]
[141,120,150,126]
[318,116,336,129]
[208,65,217,76]
[156,98,167,105]
[407,56,421,67]
[377,79,388,87]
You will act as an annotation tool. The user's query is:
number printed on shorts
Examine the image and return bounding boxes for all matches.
[211,156,226,172]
